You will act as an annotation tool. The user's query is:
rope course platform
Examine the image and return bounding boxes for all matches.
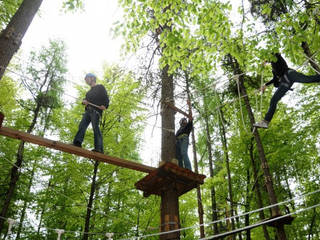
[135,161,206,197]
[0,113,154,173]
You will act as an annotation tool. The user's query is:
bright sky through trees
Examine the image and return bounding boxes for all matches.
[21,0,123,81]
[18,0,162,167]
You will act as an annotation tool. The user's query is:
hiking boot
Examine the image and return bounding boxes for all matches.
[253,120,269,129]
[92,149,104,154]
[72,141,82,148]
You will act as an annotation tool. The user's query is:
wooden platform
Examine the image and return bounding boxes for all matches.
[0,125,155,173]
[135,162,206,197]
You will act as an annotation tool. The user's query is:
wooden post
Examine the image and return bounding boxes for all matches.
[160,186,180,240]
[135,162,206,240]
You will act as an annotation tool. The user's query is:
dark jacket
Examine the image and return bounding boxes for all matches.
[176,120,193,138]
[85,84,109,115]
[265,53,291,88]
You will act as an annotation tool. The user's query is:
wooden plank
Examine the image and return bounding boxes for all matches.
[0,126,155,173]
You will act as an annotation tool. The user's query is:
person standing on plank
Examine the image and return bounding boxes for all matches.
[254,53,320,129]
[73,73,109,153]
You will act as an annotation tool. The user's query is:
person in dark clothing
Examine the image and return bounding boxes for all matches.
[73,73,109,153]
[176,116,193,170]
[254,53,320,129]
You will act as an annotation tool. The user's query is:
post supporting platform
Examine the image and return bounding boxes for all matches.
[135,162,206,240]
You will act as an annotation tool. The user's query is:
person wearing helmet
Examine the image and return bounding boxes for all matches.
[175,115,193,170]
[254,53,320,129]
[73,73,109,153]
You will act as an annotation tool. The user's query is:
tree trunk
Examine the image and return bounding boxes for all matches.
[161,64,176,162]
[0,104,41,234]
[249,139,270,240]
[203,101,219,234]
[234,209,243,240]
[308,208,317,240]
[301,41,320,73]
[83,161,99,240]
[245,169,251,240]
[186,76,205,238]
[228,55,287,239]
[36,180,52,237]
[0,0,43,80]
[217,106,236,237]
[15,161,36,240]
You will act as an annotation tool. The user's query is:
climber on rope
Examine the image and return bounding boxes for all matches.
[254,52,320,129]
[164,100,193,170]
[73,73,109,153]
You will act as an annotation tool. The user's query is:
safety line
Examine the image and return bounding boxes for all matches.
[118,188,320,239]
[200,202,320,240]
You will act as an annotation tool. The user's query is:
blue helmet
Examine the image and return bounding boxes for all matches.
[85,73,96,80]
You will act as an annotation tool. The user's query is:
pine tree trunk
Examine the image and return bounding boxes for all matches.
[161,64,175,162]
[249,139,270,240]
[228,55,287,240]
[83,161,99,240]
[0,104,41,234]
[0,0,43,80]
[203,102,219,234]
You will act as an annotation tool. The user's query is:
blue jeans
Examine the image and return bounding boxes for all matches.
[73,108,103,152]
[264,70,320,122]
[176,135,192,170]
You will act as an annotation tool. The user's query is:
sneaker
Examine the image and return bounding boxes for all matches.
[253,120,269,129]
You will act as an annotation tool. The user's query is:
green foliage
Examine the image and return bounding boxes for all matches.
[0,0,23,29]
[2,0,320,239]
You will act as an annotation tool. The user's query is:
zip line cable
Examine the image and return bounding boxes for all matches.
[1,65,153,108]
[0,156,137,238]
[0,156,112,219]
[1,65,176,133]
[118,188,320,239]
[200,201,320,240]
[184,49,320,115]
[3,140,319,239]
[191,49,320,120]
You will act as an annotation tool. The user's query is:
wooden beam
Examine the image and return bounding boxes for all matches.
[0,126,155,173]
